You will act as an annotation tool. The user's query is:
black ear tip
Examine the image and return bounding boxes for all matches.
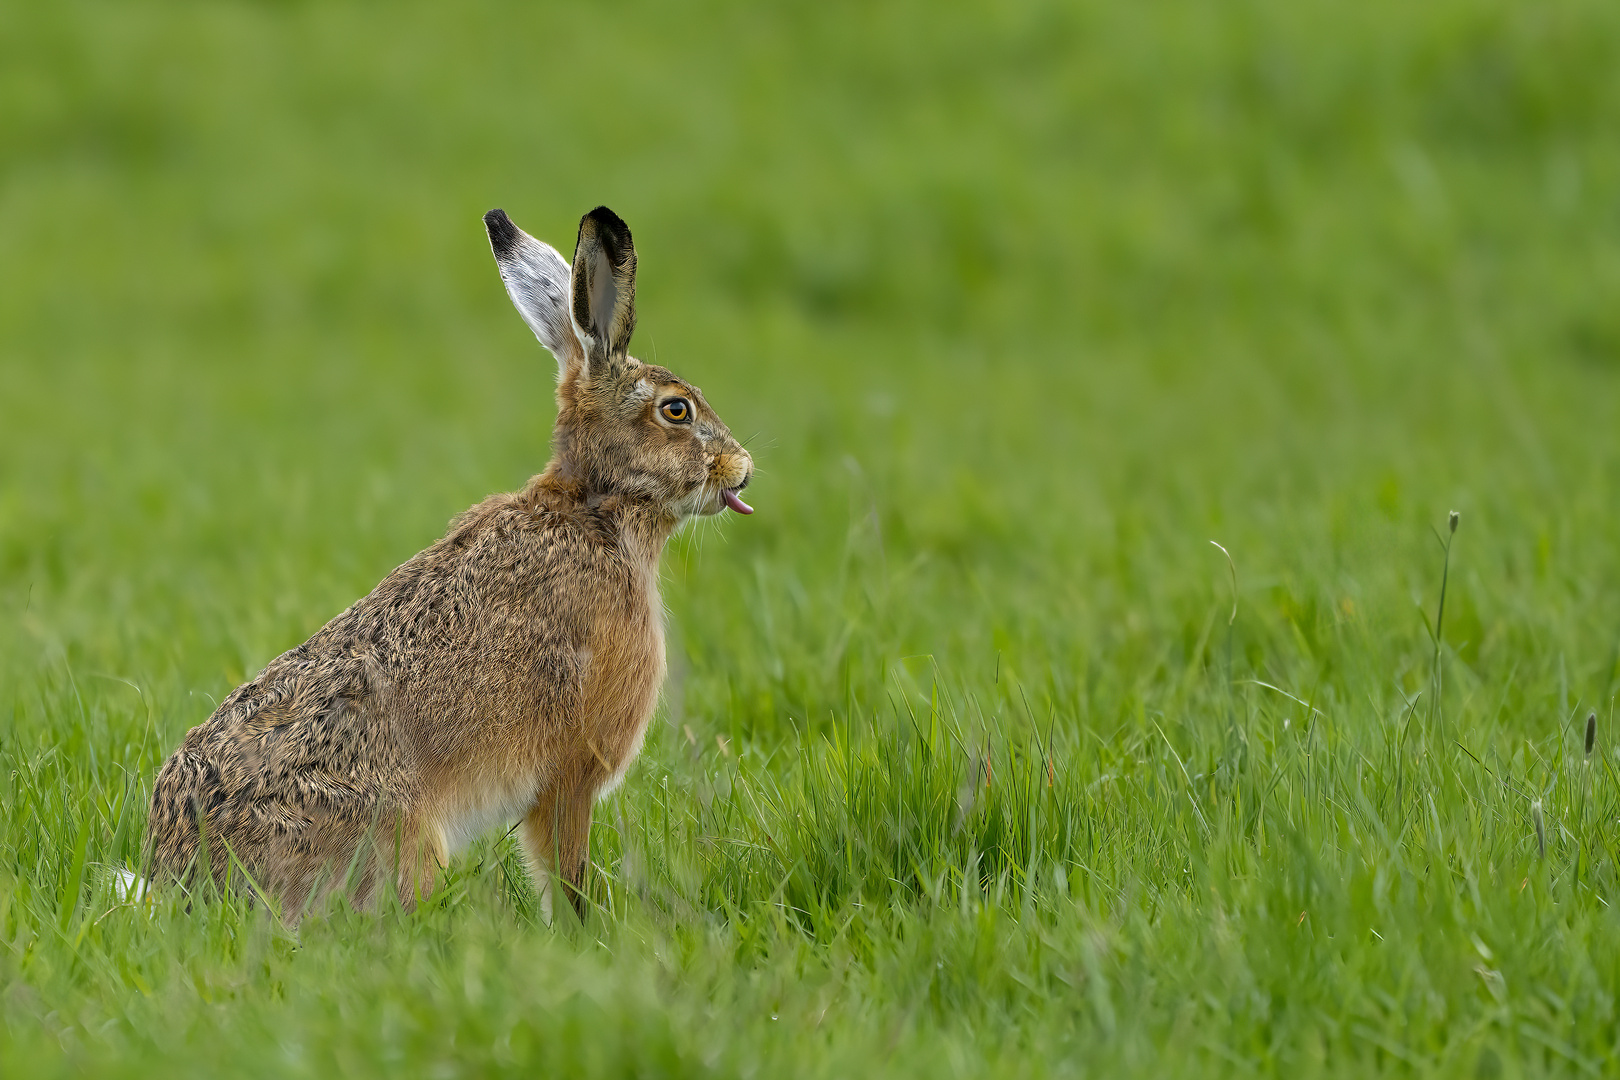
[582,205,633,250]
[484,208,519,255]
[585,205,627,229]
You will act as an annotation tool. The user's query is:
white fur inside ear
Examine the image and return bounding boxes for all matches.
[492,231,580,378]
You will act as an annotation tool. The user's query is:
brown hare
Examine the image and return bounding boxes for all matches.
[142,206,754,921]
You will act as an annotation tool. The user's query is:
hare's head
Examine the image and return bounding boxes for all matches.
[484,207,753,520]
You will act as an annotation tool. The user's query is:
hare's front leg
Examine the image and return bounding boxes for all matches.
[521,780,594,922]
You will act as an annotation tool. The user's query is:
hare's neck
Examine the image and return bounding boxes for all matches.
[524,467,679,552]
[616,511,673,572]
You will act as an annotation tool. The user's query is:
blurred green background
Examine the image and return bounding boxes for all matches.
[5,0,1620,1076]
[6,0,1618,731]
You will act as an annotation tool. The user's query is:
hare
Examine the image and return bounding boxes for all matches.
[143,206,754,921]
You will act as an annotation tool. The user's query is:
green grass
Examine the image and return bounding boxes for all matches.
[6,0,1620,1075]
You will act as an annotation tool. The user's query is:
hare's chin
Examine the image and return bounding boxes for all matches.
[671,486,722,519]
[685,486,754,518]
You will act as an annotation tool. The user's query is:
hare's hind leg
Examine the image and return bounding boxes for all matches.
[246,807,440,921]
[383,810,447,909]
[520,780,594,922]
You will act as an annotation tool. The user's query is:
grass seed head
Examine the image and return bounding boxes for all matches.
[1586,713,1596,756]
[1448,510,1460,534]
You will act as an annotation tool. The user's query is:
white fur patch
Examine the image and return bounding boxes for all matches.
[435,771,548,858]
[112,867,150,902]
[627,378,655,406]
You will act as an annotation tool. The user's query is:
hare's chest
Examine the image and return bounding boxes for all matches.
[581,568,666,791]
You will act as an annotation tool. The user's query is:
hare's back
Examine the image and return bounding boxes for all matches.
[147,639,415,884]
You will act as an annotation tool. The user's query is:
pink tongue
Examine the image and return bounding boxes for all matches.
[721,488,754,515]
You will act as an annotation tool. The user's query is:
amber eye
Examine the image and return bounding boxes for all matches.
[660,398,692,424]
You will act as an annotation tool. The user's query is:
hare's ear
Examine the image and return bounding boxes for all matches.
[570,206,637,377]
[484,209,584,379]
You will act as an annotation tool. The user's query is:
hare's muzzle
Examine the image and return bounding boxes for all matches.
[713,453,752,515]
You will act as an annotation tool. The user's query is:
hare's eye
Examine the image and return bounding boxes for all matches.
[660,398,692,424]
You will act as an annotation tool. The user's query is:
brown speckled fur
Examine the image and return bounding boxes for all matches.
[145,207,753,921]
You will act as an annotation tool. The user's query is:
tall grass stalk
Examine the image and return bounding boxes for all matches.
[1428,511,1460,742]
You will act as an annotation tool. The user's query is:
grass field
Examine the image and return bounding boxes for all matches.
[5,0,1620,1075]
